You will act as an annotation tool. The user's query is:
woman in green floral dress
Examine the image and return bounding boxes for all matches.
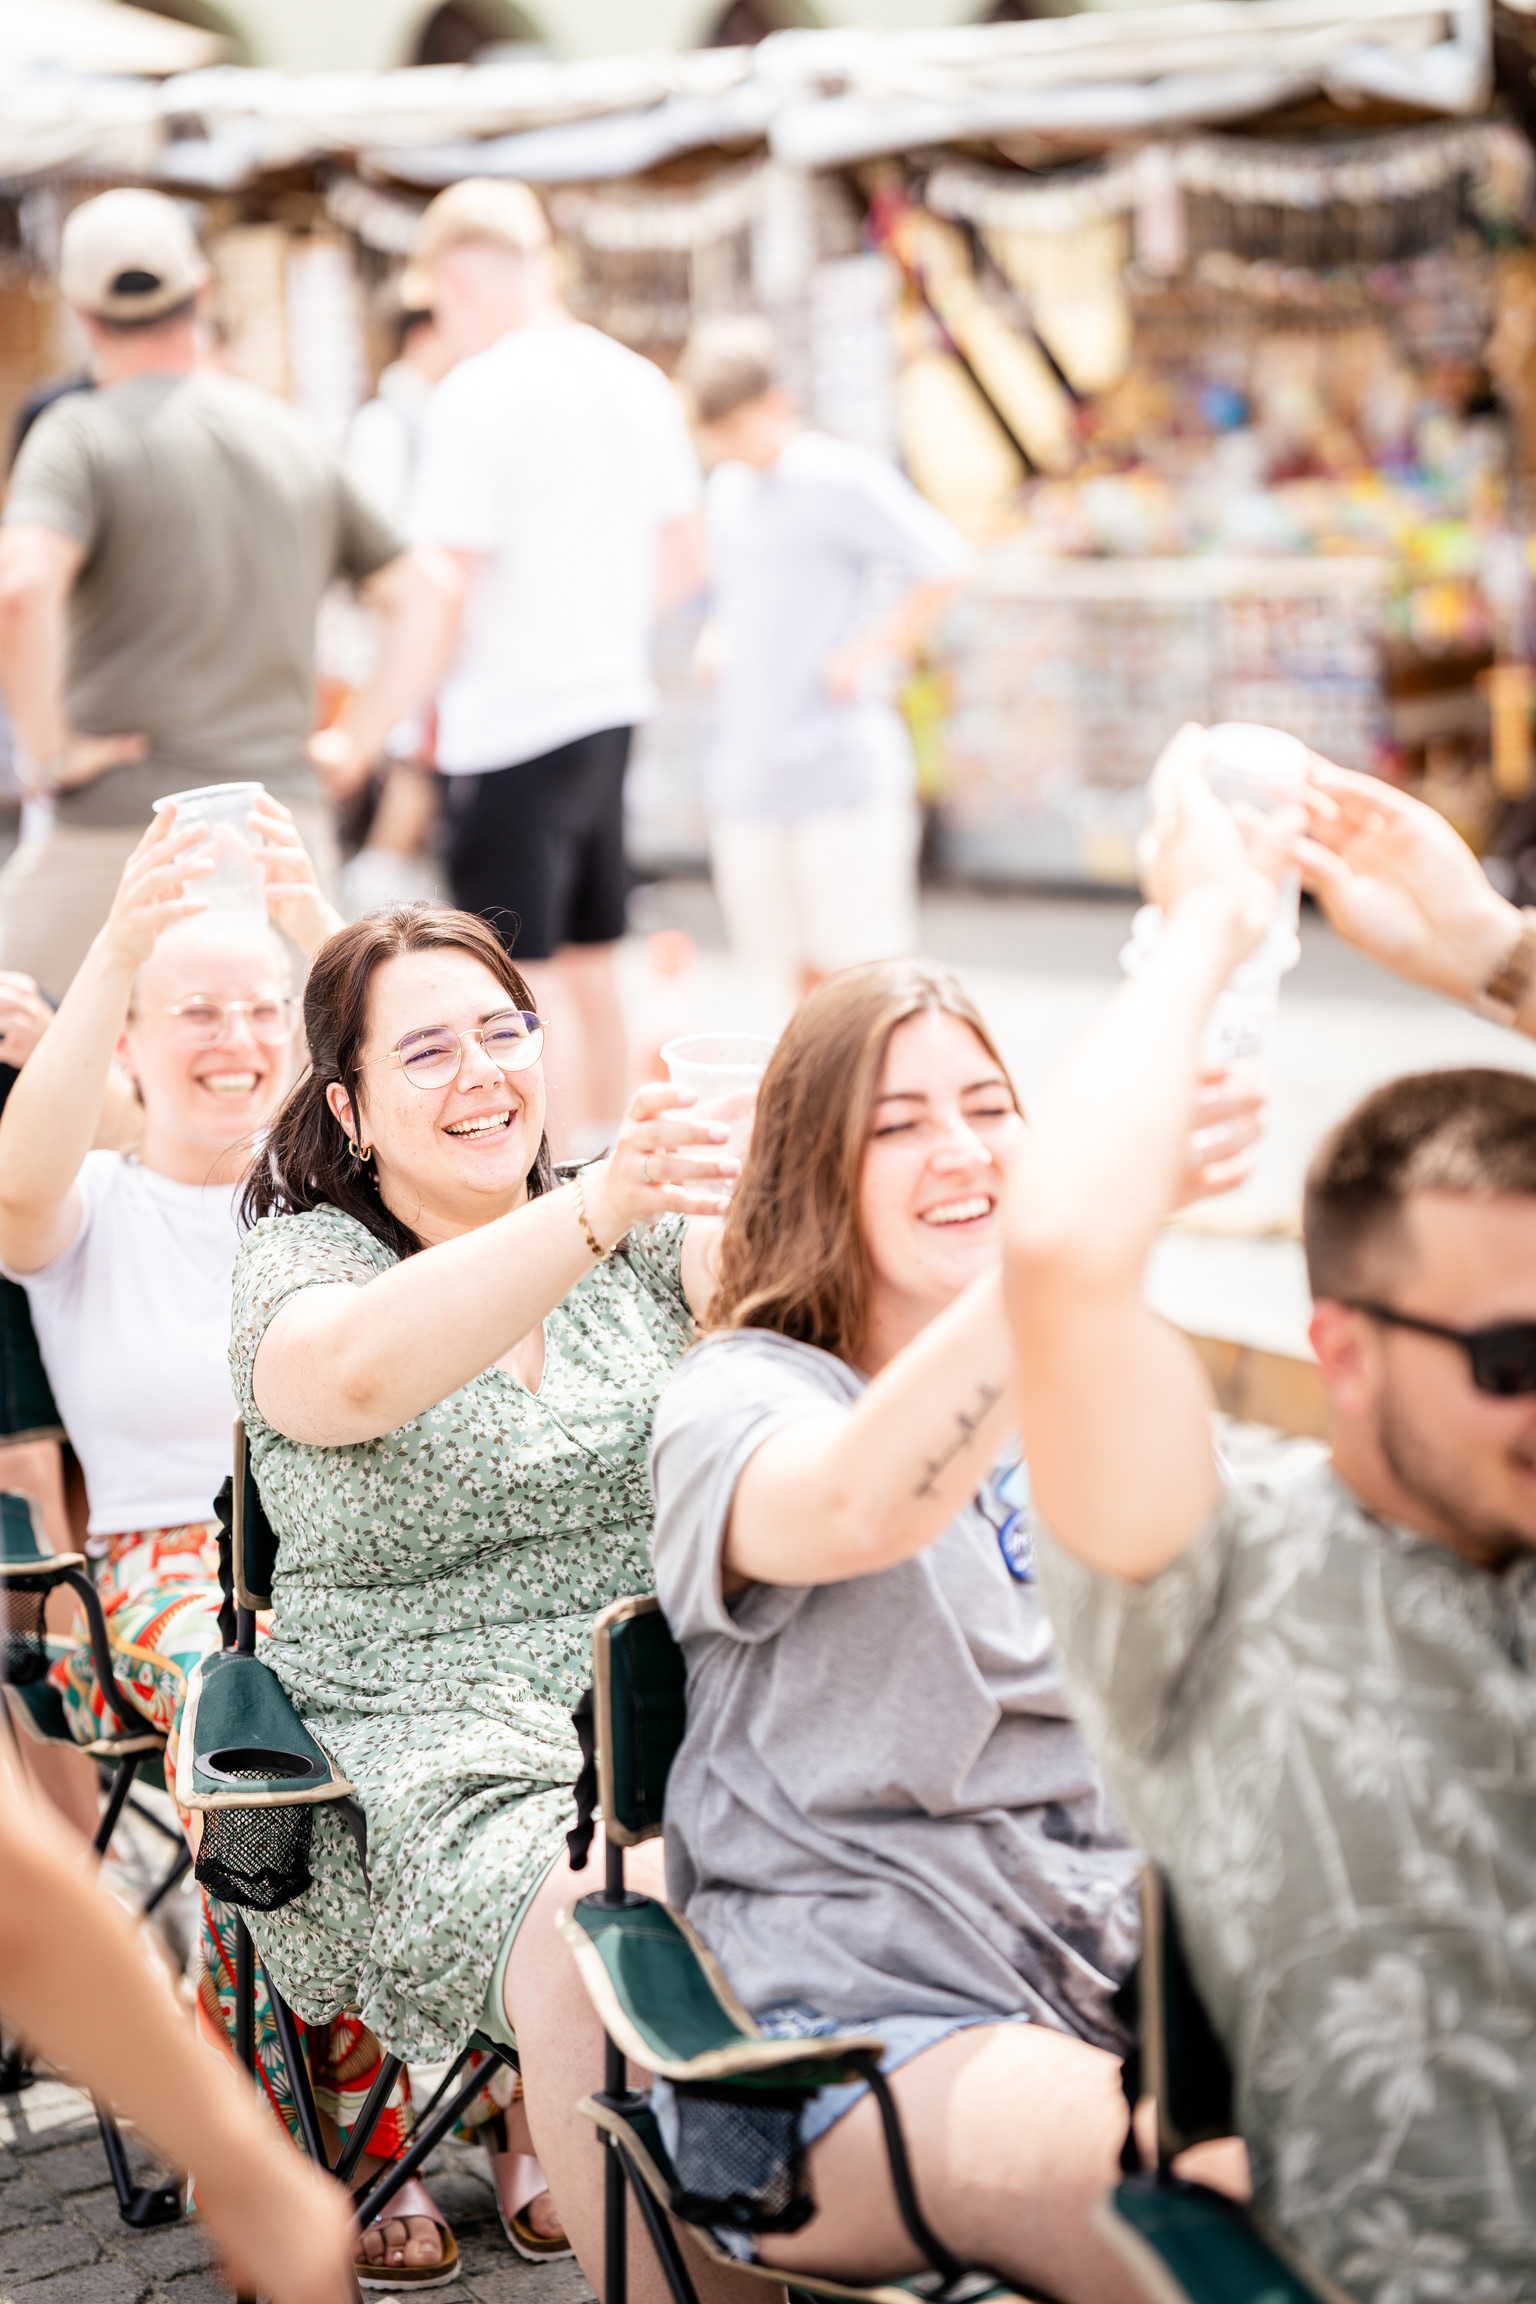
[229,902,740,2295]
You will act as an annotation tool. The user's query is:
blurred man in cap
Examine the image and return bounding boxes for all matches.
[0,188,461,996]
[319,178,703,1157]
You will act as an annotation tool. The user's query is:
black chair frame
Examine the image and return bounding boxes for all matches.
[566,1595,1049,2304]
[217,1425,521,2304]
[0,1506,189,2225]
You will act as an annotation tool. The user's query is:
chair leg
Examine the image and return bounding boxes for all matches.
[93,1752,139,1857]
[351,2044,517,2231]
[592,1835,665,2304]
[141,1841,191,1916]
[621,2144,703,2304]
[234,1914,256,2075]
[332,2049,407,2189]
[93,2102,183,2228]
[264,1966,328,2168]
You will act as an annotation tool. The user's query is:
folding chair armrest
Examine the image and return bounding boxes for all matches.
[1097,2177,1356,2304]
[557,1893,879,2083]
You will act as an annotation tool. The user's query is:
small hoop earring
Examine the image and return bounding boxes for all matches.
[348,1138,373,1165]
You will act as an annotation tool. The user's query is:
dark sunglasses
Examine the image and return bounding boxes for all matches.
[1346,1301,1536,1397]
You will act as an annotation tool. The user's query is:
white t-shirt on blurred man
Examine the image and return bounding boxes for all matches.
[409,321,702,774]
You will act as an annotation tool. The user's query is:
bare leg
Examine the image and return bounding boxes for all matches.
[759,2022,1148,2304]
[3,1693,97,1840]
[556,942,628,1142]
[504,1828,780,2304]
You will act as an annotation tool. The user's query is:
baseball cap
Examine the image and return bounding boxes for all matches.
[60,189,209,322]
[401,178,550,307]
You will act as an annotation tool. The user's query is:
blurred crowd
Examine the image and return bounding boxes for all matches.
[2,178,1536,2304]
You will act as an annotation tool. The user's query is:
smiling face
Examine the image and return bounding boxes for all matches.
[856,1008,1025,1352]
[119,922,293,1164]
[333,945,547,1244]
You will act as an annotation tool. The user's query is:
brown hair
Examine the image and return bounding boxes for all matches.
[675,315,778,427]
[241,903,553,1261]
[707,959,1018,1359]
[1304,1067,1536,1300]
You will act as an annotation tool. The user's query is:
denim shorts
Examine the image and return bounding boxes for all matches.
[652,1997,1029,2160]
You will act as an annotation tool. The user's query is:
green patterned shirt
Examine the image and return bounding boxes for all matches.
[1036,1454,1536,2302]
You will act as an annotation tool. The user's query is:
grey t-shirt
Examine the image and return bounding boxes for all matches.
[704,430,975,821]
[649,1328,1139,2043]
[6,372,403,827]
[1035,1455,1536,2298]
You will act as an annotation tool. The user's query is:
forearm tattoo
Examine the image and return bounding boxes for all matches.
[913,1380,1004,1499]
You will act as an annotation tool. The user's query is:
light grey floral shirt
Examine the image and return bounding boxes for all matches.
[228,1201,695,2062]
[1034,1451,1536,2304]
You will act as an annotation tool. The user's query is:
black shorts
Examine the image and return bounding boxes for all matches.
[444,724,633,963]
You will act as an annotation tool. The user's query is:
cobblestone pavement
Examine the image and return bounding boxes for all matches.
[0,2073,596,2304]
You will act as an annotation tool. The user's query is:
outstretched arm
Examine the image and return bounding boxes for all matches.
[1005,727,1285,1584]
[0,813,211,1273]
[722,1066,1262,1592]
[252,1085,737,1446]
[724,1267,1020,1589]
[0,1761,357,2304]
[1299,757,1536,1028]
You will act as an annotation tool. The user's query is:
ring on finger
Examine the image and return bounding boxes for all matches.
[641,1155,655,1186]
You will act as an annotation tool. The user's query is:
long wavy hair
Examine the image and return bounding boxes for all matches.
[240,904,554,1261]
[706,959,1018,1361]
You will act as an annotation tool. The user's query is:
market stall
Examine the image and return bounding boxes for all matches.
[0,0,1527,883]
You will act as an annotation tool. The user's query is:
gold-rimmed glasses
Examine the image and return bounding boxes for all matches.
[369,1009,544,1092]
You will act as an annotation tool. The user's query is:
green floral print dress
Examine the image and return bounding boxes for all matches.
[227,1201,695,2062]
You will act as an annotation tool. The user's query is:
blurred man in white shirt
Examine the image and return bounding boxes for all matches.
[368,180,703,1156]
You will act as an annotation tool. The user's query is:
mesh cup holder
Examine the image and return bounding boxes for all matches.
[193,1749,321,1914]
[1,1580,50,1687]
[668,2082,816,2236]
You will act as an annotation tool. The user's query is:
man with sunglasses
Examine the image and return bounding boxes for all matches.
[1005,727,1536,2298]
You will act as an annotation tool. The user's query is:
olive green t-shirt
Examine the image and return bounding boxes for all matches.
[4,372,403,828]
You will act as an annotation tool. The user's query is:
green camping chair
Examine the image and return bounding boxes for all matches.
[180,1419,519,2304]
[0,1486,189,2224]
[1099,1870,1351,2304]
[558,1593,1049,2304]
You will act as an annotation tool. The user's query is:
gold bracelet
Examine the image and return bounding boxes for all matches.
[573,1169,610,1260]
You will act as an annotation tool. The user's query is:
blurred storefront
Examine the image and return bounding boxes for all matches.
[2,0,1534,884]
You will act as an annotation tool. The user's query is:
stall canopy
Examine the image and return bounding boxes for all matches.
[0,0,1495,191]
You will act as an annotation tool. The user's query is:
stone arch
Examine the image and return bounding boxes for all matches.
[410,0,543,64]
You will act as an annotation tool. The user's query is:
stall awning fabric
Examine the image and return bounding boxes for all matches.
[0,0,1495,191]
[0,0,222,78]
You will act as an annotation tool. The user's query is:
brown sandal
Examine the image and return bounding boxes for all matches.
[355,2176,461,2291]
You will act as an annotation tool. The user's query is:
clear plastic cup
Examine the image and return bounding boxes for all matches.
[1122,723,1304,1079]
[662,1032,776,1169]
[151,781,267,925]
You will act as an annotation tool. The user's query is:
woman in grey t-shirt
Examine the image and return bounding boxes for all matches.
[650,958,1254,2304]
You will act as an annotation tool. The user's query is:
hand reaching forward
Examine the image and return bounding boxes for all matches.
[250,793,345,959]
[1139,723,1300,958]
[94,806,213,974]
[580,1082,742,1246]
[1298,757,1519,1004]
